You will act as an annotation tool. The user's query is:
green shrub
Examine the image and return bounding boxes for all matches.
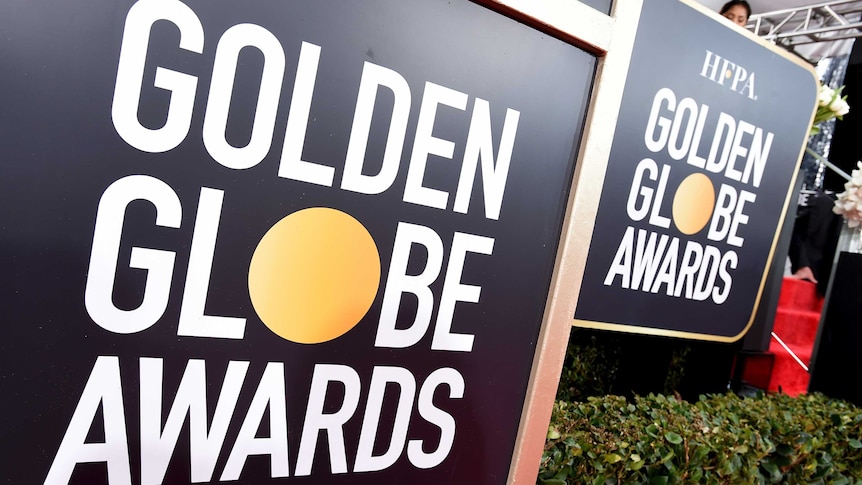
[556,335,620,402]
[556,331,697,403]
[539,393,862,484]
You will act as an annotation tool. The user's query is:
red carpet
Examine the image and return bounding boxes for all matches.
[765,278,823,396]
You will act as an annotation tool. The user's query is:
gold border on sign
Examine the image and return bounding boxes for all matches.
[490,1,821,485]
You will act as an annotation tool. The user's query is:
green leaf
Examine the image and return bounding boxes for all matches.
[849,439,862,449]
[649,477,669,485]
[665,431,683,445]
[660,450,675,463]
[542,480,566,485]
[604,453,623,464]
[761,460,781,481]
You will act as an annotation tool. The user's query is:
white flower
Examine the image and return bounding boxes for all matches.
[834,168,862,227]
[830,97,850,116]
[812,85,850,134]
[819,86,835,106]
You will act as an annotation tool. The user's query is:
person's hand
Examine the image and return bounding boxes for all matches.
[791,266,818,284]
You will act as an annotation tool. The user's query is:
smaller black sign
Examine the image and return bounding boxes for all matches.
[575,0,817,341]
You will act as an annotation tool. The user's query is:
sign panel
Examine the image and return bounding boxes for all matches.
[0,1,594,483]
[574,0,817,341]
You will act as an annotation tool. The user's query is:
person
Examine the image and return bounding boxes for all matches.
[720,0,751,27]
[788,191,843,293]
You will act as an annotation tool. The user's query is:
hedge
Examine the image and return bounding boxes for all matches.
[539,392,862,484]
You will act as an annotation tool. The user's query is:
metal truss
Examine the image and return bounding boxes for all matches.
[748,0,862,48]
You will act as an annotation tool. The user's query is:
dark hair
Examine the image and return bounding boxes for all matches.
[720,0,751,18]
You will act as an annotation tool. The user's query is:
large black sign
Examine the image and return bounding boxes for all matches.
[0,1,594,483]
[575,0,817,340]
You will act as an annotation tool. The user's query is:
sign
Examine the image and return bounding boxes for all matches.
[0,0,595,483]
[574,0,817,341]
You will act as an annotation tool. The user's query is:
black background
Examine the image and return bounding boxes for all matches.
[575,0,817,339]
[809,252,862,405]
[0,0,594,483]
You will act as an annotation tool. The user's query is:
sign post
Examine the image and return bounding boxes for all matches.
[507,0,817,481]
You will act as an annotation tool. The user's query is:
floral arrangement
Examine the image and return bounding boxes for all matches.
[833,161,862,228]
[811,84,850,135]
[812,83,858,227]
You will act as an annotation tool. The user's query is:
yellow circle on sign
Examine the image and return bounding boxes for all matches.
[672,173,716,235]
[248,208,381,344]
